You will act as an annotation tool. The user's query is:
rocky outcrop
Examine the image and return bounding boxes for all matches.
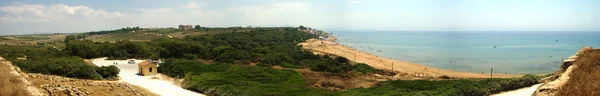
[41,83,90,96]
[27,73,151,96]
[533,46,593,96]
[0,57,47,96]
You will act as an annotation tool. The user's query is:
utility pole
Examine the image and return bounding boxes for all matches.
[490,68,493,78]
[390,57,394,72]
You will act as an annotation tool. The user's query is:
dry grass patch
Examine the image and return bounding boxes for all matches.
[556,49,600,96]
[0,60,31,96]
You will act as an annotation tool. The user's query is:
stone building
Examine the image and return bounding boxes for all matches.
[138,61,158,76]
[178,25,193,30]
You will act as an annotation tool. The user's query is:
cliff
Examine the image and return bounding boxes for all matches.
[534,46,598,96]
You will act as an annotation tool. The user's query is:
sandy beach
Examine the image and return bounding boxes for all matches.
[299,37,521,78]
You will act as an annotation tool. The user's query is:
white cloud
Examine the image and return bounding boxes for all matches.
[0,3,124,22]
[273,2,309,11]
[181,2,200,9]
[0,2,318,34]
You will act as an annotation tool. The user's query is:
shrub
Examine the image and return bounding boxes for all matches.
[439,75,451,79]
[256,62,273,67]
[183,66,336,96]
[335,56,349,63]
[11,56,104,80]
[184,53,198,60]
[340,75,543,96]
[280,62,303,68]
[348,70,364,77]
[95,65,120,78]
[353,63,381,74]
[158,60,230,77]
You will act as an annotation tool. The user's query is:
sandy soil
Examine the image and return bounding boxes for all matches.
[300,38,521,78]
[92,57,204,96]
[26,74,159,96]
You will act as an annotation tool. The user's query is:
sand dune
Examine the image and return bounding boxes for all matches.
[300,38,521,78]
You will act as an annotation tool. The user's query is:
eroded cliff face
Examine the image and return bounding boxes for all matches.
[533,46,595,96]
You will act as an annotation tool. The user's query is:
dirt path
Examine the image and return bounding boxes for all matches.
[492,83,542,96]
[2,57,157,96]
[300,38,521,78]
[92,57,204,96]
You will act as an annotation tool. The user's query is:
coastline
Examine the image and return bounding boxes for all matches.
[299,36,522,78]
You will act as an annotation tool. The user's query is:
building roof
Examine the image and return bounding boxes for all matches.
[139,61,156,66]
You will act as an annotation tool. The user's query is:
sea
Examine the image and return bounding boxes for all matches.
[333,31,600,74]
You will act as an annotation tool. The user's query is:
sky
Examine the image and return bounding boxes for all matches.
[0,0,599,35]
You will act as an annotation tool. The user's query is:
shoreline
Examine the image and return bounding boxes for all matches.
[299,36,522,78]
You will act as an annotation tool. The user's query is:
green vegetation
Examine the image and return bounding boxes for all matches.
[158,60,231,77]
[162,59,543,96]
[68,27,380,76]
[340,74,543,96]
[66,40,151,59]
[12,36,50,41]
[160,60,335,96]
[0,46,119,80]
[0,37,10,41]
[86,26,142,35]
[353,63,382,74]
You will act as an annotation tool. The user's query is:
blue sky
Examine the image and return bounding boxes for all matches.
[0,0,599,35]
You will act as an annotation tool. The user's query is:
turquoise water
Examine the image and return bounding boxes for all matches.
[333,31,600,74]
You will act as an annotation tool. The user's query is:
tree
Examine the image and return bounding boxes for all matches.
[298,25,307,30]
[335,57,349,63]
[195,25,202,29]
[64,35,76,43]
[96,65,120,78]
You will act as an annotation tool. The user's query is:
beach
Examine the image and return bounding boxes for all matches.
[300,37,521,78]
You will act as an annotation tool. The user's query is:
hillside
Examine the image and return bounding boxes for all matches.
[0,35,66,46]
[82,27,257,42]
[534,47,599,96]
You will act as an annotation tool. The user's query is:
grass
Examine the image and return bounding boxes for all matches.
[13,36,50,41]
[89,32,160,42]
[556,48,600,96]
[339,74,543,96]
[0,37,10,41]
[0,59,31,96]
[182,65,336,96]
[162,60,544,96]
